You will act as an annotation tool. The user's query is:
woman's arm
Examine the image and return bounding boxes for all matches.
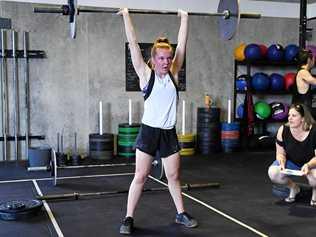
[118,8,151,90]
[276,125,287,170]
[298,69,316,85]
[170,9,189,83]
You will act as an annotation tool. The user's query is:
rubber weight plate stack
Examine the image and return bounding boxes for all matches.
[89,133,114,160]
[118,123,140,159]
[178,133,195,156]
[221,122,240,152]
[197,107,221,154]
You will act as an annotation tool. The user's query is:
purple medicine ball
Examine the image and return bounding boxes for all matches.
[270,102,289,121]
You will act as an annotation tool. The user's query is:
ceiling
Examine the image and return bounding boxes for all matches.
[251,0,316,3]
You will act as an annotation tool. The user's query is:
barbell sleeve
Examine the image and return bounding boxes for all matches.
[240,13,261,19]
[33,8,65,14]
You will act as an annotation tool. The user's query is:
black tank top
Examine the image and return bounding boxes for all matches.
[292,70,312,109]
[282,125,316,167]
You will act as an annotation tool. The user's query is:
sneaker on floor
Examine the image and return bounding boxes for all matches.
[119,216,134,235]
[285,185,300,203]
[175,212,198,228]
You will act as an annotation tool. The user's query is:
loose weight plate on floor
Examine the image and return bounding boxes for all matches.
[0,199,43,221]
[89,133,114,160]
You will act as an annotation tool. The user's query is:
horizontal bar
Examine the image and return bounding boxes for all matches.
[36,182,220,201]
[0,135,45,141]
[308,16,316,22]
[34,6,261,19]
[58,162,135,169]
[79,8,261,18]
[0,50,46,58]
[27,166,50,171]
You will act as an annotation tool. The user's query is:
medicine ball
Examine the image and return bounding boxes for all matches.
[237,104,244,118]
[267,44,284,61]
[270,102,289,121]
[254,101,271,120]
[236,74,248,91]
[259,44,268,58]
[284,72,296,91]
[306,45,316,58]
[284,44,299,62]
[251,72,270,91]
[234,43,246,61]
[270,73,284,91]
[245,44,262,60]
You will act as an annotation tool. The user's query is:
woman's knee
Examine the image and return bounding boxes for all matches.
[268,165,287,184]
[306,169,316,187]
[166,169,180,182]
[133,171,149,185]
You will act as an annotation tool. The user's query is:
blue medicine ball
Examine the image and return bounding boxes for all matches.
[236,74,248,91]
[267,44,284,61]
[237,104,244,118]
[244,44,262,60]
[270,73,284,91]
[284,44,299,62]
[251,72,270,91]
[236,79,247,91]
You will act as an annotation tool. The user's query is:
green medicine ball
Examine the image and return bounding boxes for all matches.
[254,101,271,119]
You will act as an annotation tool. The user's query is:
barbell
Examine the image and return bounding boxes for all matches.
[36,182,220,201]
[33,0,261,40]
[51,149,165,186]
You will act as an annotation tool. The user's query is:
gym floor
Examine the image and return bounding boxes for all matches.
[0,151,315,237]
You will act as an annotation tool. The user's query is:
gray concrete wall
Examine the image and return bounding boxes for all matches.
[0,2,314,160]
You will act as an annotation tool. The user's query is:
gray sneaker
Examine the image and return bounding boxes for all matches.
[119,217,134,235]
[175,212,198,228]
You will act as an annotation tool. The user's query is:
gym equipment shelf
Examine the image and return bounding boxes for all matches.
[233,59,297,149]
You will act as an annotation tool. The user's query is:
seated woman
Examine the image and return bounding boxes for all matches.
[268,103,316,206]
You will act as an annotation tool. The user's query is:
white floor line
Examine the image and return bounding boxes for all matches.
[0,172,134,184]
[149,176,269,237]
[32,180,64,237]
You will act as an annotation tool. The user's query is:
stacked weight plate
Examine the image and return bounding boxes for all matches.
[197,107,221,154]
[178,133,195,156]
[89,133,114,160]
[221,122,240,152]
[118,123,140,159]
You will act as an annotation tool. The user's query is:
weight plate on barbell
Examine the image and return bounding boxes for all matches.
[217,0,240,40]
[150,151,165,180]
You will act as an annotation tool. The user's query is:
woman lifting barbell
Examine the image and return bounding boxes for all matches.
[117,8,197,235]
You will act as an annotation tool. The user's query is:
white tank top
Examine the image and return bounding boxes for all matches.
[142,73,178,129]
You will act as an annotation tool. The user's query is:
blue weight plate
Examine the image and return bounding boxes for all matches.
[217,0,240,40]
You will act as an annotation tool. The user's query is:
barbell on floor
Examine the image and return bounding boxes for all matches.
[36,182,220,201]
[33,0,261,40]
[51,149,165,186]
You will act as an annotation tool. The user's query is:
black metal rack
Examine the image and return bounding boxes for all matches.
[233,59,297,136]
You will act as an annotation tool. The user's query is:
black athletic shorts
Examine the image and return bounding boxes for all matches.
[135,123,180,158]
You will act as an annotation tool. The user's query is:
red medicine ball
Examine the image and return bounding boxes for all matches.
[284,72,296,91]
[259,44,268,58]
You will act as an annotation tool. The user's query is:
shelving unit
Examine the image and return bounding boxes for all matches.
[233,59,297,137]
